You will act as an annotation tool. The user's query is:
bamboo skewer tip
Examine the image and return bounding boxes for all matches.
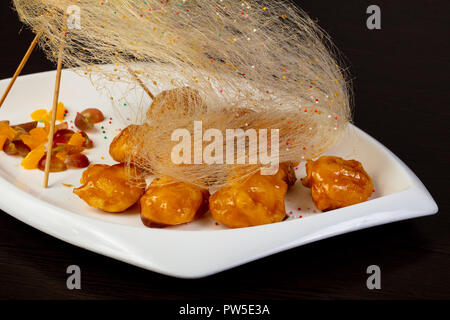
[43,41,65,188]
[0,32,42,109]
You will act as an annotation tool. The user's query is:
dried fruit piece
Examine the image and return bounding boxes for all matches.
[30,109,50,122]
[12,126,28,141]
[38,155,67,172]
[53,129,75,146]
[68,132,86,147]
[79,131,93,148]
[14,141,31,157]
[53,102,66,121]
[32,102,66,122]
[21,145,45,170]
[54,143,84,155]
[75,112,94,131]
[55,121,68,132]
[0,121,10,127]
[12,121,38,133]
[20,127,48,150]
[54,151,67,162]
[4,140,31,157]
[0,126,17,141]
[65,153,90,168]
[81,108,104,124]
[3,139,18,155]
[0,135,7,150]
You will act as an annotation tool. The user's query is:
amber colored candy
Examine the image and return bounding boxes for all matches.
[109,125,150,165]
[209,163,296,228]
[74,164,145,213]
[302,156,373,211]
[109,125,139,163]
[140,177,210,227]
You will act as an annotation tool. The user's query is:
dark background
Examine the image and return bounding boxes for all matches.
[0,0,449,300]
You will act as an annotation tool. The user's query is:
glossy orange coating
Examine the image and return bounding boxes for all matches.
[109,125,139,163]
[74,164,145,213]
[209,163,296,228]
[140,176,210,227]
[302,156,373,211]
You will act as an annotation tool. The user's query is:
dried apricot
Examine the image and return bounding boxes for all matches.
[68,132,86,147]
[20,127,48,150]
[0,135,8,150]
[21,145,45,170]
[0,126,17,141]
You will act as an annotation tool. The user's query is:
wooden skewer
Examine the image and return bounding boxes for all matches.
[0,32,42,109]
[43,40,65,188]
[126,66,155,100]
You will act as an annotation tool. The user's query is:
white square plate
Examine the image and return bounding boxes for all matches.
[0,69,438,278]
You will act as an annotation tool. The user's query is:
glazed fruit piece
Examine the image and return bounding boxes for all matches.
[209,163,296,228]
[140,177,210,227]
[301,156,373,211]
[74,164,146,213]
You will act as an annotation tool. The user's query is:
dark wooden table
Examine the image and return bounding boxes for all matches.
[0,0,449,300]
